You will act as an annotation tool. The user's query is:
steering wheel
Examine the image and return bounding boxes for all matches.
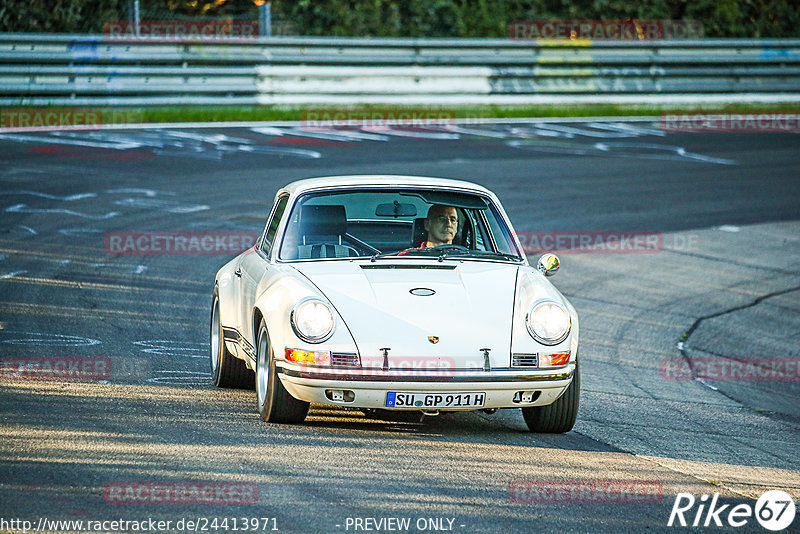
[305,242,362,256]
[432,244,468,252]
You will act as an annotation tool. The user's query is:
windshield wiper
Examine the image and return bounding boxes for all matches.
[453,250,524,262]
[372,248,521,262]
[370,251,399,261]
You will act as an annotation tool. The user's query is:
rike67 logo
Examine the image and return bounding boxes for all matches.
[668,490,795,531]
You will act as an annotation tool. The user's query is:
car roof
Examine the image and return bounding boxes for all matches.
[280,175,494,197]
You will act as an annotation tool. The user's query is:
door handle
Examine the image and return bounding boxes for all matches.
[234,267,242,277]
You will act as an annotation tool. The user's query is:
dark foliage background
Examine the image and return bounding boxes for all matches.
[1,0,798,37]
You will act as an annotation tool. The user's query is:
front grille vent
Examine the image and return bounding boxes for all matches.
[512,353,539,368]
[331,352,361,367]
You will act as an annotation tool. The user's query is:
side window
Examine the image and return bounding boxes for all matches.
[260,195,289,256]
[483,204,518,255]
[467,211,490,251]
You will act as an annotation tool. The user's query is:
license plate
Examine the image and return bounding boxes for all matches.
[385,391,486,409]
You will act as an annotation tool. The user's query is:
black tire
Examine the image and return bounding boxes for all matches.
[210,290,254,389]
[522,360,580,433]
[255,319,309,423]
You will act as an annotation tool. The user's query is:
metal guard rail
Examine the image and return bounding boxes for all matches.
[0,34,798,105]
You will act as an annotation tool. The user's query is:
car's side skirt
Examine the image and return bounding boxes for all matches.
[222,326,257,369]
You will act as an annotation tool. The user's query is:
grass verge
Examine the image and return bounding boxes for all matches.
[108,102,800,125]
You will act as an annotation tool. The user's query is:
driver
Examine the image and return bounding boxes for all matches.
[399,204,458,254]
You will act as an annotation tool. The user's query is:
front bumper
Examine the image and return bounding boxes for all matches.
[277,362,576,410]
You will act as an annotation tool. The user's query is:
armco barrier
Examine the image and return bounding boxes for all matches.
[0,34,798,105]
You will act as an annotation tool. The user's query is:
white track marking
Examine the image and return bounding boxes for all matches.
[5,203,120,220]
[285,127,390,142]
[133,340,206,358]
[234,145,322,158]
[57,228,102,236]
[360,126,460,139]
[586,121,666,137]
[250,126,285,136]
[718,225,741,232]
[0,270,27,279]
[18,225,37,235]
[450,126,509,138]
[89,263,148,275]
[147,371,208,385]
[105,188,170,197]
[507,126,573,138]
[0,133,143,149]
[162,130,254,144]
[0,190,97,201]
[533,123,641,138]
[112,197,209,213]
[302,128,390,141]
[0,331,101,346]
[593,142,737,165]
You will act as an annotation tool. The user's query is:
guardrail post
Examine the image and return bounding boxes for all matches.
[259,1,272,38]
[132,0,141,37]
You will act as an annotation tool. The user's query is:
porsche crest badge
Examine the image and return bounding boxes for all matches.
[428,336,439,344]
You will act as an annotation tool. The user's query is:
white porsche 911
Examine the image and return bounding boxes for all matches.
[211,175,579,433]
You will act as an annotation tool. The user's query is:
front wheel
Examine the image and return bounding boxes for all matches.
[256,319,309,423]
[522,360,580,433]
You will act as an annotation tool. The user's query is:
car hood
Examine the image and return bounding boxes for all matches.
[291,260,520,369]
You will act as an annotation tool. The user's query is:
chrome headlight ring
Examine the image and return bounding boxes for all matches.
[525,298,571,346]
[290,297,335,344]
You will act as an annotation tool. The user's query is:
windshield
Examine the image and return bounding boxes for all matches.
[278,188,521,261]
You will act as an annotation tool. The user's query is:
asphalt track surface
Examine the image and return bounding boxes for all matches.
[0,119,799,534]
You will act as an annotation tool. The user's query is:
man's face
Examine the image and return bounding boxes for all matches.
[425,206,458,246]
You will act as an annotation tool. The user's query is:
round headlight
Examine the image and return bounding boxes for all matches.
[291,298,335,343]
[526,299,571,345]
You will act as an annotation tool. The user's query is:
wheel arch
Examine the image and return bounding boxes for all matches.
[252,307,265,352]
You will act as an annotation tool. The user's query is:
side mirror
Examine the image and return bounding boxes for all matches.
[537,253,560,277]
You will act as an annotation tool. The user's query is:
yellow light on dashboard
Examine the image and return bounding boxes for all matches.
[285,348,331,365]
